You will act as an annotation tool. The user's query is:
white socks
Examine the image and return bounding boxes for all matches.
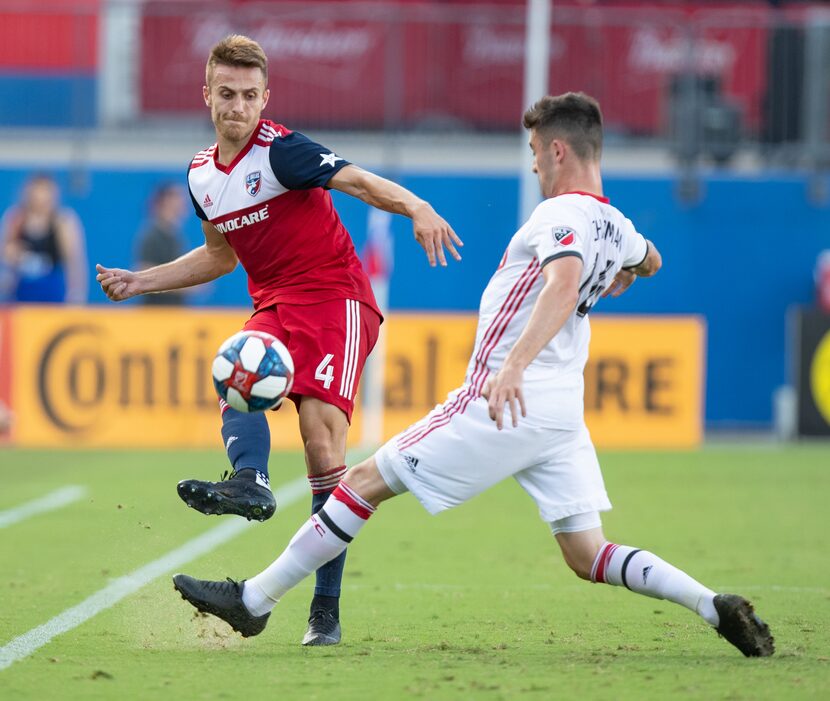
[242,483,375,617]
[591,543,719,627]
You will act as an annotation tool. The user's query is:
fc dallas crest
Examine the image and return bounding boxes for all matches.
[552,226,576,246]
[245,171,262,197]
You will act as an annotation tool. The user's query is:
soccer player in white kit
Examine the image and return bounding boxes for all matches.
[173,93,774,657]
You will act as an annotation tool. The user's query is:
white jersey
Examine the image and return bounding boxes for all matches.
[464,191,648,427]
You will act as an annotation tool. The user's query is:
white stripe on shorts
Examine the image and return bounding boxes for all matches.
[339,300,361,399]
[346,301,361,398]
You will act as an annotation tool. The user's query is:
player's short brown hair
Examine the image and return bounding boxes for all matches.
[206,35,268,86]
[522,92,603,161]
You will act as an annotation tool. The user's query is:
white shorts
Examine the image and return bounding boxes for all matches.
[375,387,612,523]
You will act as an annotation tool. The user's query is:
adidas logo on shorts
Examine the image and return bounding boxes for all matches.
[403,455,419,472]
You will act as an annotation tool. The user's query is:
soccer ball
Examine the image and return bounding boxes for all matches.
[212,330,294,412]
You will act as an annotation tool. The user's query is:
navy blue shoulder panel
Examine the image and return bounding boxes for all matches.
[268,131,351,190]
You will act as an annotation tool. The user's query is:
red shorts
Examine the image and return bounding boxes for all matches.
[245,299,381,422]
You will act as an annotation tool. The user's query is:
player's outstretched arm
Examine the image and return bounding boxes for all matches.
[96,221,237,302]
[328,165,463,267]
[483,256,582,429]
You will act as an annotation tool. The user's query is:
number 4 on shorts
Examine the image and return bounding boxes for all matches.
[315,353,335,389]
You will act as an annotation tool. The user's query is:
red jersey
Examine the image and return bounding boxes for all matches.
[187,120,379,316]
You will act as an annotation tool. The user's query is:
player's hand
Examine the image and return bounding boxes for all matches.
[95,263,142,302]
[411,202,463,267]
[602,269,637,298]
[482,365,527,430]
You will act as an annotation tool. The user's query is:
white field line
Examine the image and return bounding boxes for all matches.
[0,476,309,672]
[0,486,88,529]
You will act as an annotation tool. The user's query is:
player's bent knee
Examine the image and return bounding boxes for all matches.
[565,555,594,581]
[343,458,397,507]
[553,522,605,581]
[298,398,348,470]
[557,544,595,580]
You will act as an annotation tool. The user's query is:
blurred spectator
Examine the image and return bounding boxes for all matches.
[816,250,830,314]
[134,183,188,305]
[0,399,12,434]
[0,174,87,304]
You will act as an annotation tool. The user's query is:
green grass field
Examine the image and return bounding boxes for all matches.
[1,445,828,700]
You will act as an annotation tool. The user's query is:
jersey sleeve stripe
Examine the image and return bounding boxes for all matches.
[623,239,649,270]
[190,146,216,169]
[541,250,584,267]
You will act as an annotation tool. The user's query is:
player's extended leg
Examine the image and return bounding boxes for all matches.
[176,399,276,521]
[296,397,351,645]
[172,458,396,638]
[553,523,774,657]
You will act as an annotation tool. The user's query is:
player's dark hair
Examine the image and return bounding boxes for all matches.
[206,35,268,86]
[522,93,603,161]
[27,172,56,187]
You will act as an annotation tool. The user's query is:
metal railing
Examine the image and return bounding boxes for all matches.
[0,1,828,171]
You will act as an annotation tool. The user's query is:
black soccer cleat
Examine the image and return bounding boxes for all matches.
[177,469,276,521]
[302,608,342,646]
[713,593,775,657]
[173,574,270,638]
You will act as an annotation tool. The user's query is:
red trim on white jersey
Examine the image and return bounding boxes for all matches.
[467,258,540,388]
[396,258,540,452]
[559,190,610,204]
[254,121,289,147]
[213,129,259,174]
[190,145,216,170]
[211,120,295,172]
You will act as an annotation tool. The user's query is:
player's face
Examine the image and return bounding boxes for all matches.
[204,64,270,144]
[529,130,559,198]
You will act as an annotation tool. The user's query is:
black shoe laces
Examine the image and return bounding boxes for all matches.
[202,578,240,594]
[308,608,338,624]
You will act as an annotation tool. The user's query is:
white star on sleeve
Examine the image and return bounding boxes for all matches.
[320,152,344,168]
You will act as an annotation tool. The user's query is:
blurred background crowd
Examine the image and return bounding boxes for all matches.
[0,0,828,440]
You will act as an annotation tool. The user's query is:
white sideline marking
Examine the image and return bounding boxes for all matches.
[0,486,88,529]
[0,476,309,672]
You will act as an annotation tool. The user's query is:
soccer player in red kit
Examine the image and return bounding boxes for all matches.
[96,34,462,646]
